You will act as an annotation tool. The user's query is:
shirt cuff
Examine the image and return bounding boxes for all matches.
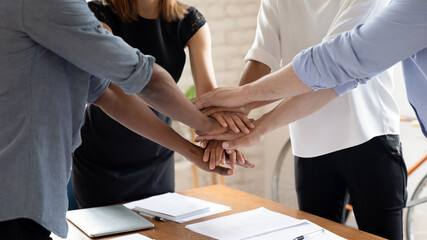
[292,48,322,91]
[244,48,280,72]
[118,51,156,95]
[332,81,359,96]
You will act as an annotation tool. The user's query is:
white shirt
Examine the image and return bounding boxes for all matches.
[245,0,400,157]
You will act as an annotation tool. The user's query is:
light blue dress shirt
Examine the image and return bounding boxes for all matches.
[293,0,427,137]
[0,0,155,237]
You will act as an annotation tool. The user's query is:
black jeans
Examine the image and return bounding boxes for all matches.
[295,135,407,240]
[0,218,52,240]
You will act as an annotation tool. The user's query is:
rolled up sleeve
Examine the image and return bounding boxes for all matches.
[244,0,281,71]
[22,0,155,94]
[292,0,427,91]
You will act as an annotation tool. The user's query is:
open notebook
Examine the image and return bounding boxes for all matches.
[124,192,211,221]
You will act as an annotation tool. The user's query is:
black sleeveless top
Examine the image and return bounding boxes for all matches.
[72,1,206,208]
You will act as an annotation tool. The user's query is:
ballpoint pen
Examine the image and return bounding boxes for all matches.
[293,228,325,240]
[138,212,166,221]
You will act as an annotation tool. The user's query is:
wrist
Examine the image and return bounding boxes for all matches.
[194,116,213,135]
[182,142,201,163]
[253,114,273,137]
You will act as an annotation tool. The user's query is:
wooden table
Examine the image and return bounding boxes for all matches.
[57,185,385,240]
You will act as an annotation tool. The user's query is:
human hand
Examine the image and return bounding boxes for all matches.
[200,140,254,170]
[209,111,254,134]
[194,117,228,136]
[191,86,251,110]
[201,106,252,116]
[195,120,266,151]
[186,144,234,175]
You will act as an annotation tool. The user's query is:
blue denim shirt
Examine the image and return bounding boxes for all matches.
[293,0,427,137]
[0,0,155,237]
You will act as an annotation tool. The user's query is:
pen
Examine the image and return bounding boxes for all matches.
[138,212,166,221]
[293,228,325,240]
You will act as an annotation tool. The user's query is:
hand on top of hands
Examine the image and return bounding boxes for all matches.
[199,140,255,171]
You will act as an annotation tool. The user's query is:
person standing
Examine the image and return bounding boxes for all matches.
[197,0,406,239]
[72,0,252,209]
[0,0,237,239]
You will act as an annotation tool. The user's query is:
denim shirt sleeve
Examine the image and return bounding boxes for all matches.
[292,0,427,91]
[87,76,110,103]
[21,0,155,95]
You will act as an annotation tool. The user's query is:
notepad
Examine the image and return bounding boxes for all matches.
[124,192,211,221]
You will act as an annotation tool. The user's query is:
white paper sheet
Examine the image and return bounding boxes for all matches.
[164,200,230,223]
[185,207,306,240]
[110,233,153,240]
[123,193,211,220]
[247,221,346,240]
[125,193,231,223]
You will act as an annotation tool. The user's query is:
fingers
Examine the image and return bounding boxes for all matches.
[215,142,224,166]
[211,113,228,128]
[209,141,218,170]
[194,131,245,142]
[235,159,255,168]
[230,113,250,134]
[236,149,246,165]
[229,151,236,170]
[202,107,228,116]
[209,112,254,134]
[199,140,208,148]
[223,113,240,133]
[203,141,213,162]
[237,113,255,129]
[193,96,213,110]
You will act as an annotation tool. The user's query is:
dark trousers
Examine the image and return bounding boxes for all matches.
[0,218,52,240]
[295,135,407,240]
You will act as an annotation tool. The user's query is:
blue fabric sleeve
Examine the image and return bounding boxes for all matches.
[87,76,110,103]
[292,0,427,90]
[22,0,155,95]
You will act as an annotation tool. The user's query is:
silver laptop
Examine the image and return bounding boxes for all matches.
[67,205,154,237]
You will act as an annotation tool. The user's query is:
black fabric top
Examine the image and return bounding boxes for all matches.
[72,1,206,206]
[89,1,206,82]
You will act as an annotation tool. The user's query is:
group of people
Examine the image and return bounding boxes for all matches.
[1,0,426,240]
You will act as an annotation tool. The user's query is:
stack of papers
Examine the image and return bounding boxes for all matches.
[186,207,346,240]
[124,192,231,223]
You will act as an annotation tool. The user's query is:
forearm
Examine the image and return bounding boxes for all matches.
[242,63,313,103]
[257,89,338,134]
[95,84,199,158]
[138,63,215,134]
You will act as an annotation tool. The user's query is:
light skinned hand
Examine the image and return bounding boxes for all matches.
[196,125,265,152]
[201,106,251,117]
[191,87,250,110]
[209,112,254,134]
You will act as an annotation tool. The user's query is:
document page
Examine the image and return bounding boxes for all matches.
[247,221,346,240]
[185,207,306,240]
